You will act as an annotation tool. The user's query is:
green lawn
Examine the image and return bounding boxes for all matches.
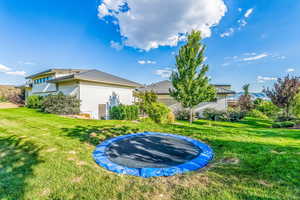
[0,108,299,200]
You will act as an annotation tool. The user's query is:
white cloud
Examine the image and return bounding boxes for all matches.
[0,64,26,76]
[0,64,11,72]
[222,62,230,66]
[155,68,172,78]
[242,53,268,61]
[220,28,234,38]
[238,8,242,12]
[257,76,277,83]
[138,60,156,65]
[110,40,123,51]
[5,71,26,76]
[244,8,254,18]
[98,0,227,50]
[138,60,146,65]
[287,68,295,73]
[220,8,253,38]
[238,19,247,27]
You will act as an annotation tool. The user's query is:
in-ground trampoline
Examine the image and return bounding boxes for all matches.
[93,132,213,178]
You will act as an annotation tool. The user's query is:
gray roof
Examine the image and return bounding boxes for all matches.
[138,80,235,95]
[48,69,142,88]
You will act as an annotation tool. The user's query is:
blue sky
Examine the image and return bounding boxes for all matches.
[0,0,299,92]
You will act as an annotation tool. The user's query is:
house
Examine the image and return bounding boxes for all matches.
[138,80,235,115]
[25,69,142,119]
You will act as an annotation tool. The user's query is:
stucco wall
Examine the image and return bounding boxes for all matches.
[57,81,79,97]
[159,94,228,116]
[79,81,134,119]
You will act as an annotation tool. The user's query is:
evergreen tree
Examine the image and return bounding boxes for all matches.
[170,30,216,123]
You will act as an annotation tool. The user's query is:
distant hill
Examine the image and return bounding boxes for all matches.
[0,85,22,102]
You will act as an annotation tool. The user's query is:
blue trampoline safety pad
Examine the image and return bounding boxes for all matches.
[93,132,213,178]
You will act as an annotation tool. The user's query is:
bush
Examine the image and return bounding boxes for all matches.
[203,108,245,122]
[203,108,227,121]
[256,101,280,118]
[174,109,190,120]
[26,95,44,109]
[247,109,269,120]
[275,116,297,122]
[228,110,246,122]
[272,121,295,128]
[41,93,80,115]
[146,102,170,123]
[109,105,139,120]
[167,112,175,124]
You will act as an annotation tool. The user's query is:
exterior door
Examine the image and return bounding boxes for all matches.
[98,104,107,120]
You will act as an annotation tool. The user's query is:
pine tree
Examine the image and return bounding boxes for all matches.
[170,30,216,124]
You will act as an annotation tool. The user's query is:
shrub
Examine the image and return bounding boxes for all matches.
[133,91,157,115]
[41,93,80,115]
[7,92,25,105]
[174,109,190,121]
[272,121,295,128]
[0,96,7,102]
[275,116,297,122]
[228,110,246,122]
[146,102,170,123]
[26,95,44,109]
[256,101,280,118]
[247,109,269,120]
[109,105,139,120]
[166,112,175,124]
[203,108,245,122]
[203,108,227,121]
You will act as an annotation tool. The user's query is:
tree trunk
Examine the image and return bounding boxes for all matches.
[189,108,193,124]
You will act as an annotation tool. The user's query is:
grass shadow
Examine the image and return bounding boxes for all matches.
[0,135,42,200]
[62,125,142,146]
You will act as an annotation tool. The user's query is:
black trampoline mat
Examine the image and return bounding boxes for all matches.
[106,134,202,168]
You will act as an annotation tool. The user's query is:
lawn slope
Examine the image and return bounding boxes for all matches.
[0,108,299,200]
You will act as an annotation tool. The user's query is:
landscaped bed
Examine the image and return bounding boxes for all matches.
[0,108,300,200]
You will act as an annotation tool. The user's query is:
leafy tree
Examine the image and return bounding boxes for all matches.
[292,93,300,118]
[133,90,157,115]
[256,101,280,118]
[238,84,253,112]
[169,30,216,124]
[263,75,300,118]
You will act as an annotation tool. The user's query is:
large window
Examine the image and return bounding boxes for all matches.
[33,76,52,85]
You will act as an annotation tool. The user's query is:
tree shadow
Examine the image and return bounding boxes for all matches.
[62,125,142,146]
[239,118,272,128]
[0,135,42,200]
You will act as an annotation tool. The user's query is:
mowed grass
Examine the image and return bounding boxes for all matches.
[0,108,299,200]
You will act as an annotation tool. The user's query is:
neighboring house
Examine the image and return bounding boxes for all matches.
[25,69,142,119]
[138,80,235,115]
[227,92,268,107]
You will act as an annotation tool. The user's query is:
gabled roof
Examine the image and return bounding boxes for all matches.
[48,69,142,88]
[138,80,235,95]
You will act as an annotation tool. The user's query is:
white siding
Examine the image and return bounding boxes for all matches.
[79,81,134,119]
[169,98,228,117]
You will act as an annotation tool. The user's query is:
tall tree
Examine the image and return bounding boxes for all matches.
[169,30,216,124]
[263,75,300,118]
[133,90,157,116]
[238,84,253,111]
